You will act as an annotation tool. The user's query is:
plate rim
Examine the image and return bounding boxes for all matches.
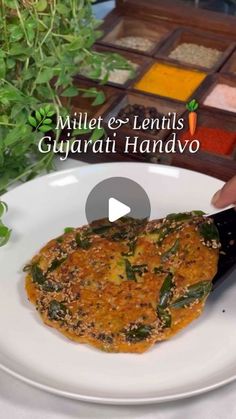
[0,162,228,405]
[2,161,224,201]
[0,362,235,405]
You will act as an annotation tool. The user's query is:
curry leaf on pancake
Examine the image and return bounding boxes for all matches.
[171,281,212,309]
[161,239,180,262]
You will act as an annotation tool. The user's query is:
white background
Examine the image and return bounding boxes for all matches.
[1,2,236,418]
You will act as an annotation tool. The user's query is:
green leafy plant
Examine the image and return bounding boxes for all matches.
[0,201,11,247]
[0,0,132,245]
[0,0,131,193]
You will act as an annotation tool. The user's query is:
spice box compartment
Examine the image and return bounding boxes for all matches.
[196,73,236,115]
[170,108,236,181]
[97,16,177,56]
[180,108,236,158]
[102,91,186,141]
[132,59,207,102]
[156,28,235,72]
[115,0,236,40]
[79,45,153,89]
[221,50,236,75]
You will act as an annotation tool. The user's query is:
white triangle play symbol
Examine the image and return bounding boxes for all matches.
[108,198,131,223]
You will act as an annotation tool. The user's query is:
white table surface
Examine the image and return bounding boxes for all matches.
[2,2,236,418]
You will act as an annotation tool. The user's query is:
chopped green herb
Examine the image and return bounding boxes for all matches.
[92,225,112,235]
[64,227,74,233]
[75,234,91,250]
[161,239,180,262]
[157,225,178,244]
[191,210,205,216]
[124,259,136,281]
[31,264,46,285]
[125,324,153,343]
[199,222,219,242]
[111,230,129,241]
[56,236,63,244]
[166,212,192,222]
[157,306,172,328]
[48,300,67,321]
[159,273,174,308]
[47,256,67,272]
[171,281,212,309]
[122,240,136,257]
[166,211,205,222]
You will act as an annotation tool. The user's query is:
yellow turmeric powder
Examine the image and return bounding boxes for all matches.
[134,62,206,101]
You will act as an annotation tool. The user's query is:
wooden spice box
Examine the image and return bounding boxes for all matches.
[221,50,236,75]
[174,108,236,180]
[70,0,236,181]
[156,28,236,72]
[81,45,153,89]
[97,16,177,56]
[131,58,207,102]
[103,91,185,140]
[196,73,236,115]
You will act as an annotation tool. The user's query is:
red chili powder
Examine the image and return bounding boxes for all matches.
[180,126,236,156]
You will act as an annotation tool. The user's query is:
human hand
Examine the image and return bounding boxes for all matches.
[212,176,236,208]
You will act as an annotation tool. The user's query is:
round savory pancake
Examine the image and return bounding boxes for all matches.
[25,213,220,353]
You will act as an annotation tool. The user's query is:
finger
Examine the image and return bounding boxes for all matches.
[211,176,236,208]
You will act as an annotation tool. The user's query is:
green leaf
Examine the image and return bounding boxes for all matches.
[28,116,37,128]
[39,108,46,117]
[43,118,53,125]
[124,259,136,281]
[161,239,180,262]
[199,222,219,242]
[36,69,54,84]
[171,281,212,309]
[0,202,8,218]
[35,111,42,122]
[64,227,74,233]
[0,59,6,79]
[90,127,105,143]
[159,273,174,308]
[75,233,91,250]
[92,91,106,106]
[125,324,153,343]
[9,25,23,42]
[57,4,70,15]
[31,264,46,285]
[61,86,78,97]
[47,111,55,117]
[157,306,172,329]
[47,256,67,272]
[36,0,47,12]
[0,224,11,247]
[39,125,52,133]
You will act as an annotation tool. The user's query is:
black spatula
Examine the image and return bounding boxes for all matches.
[209,208,236,288]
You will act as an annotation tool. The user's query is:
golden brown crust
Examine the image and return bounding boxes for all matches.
[25,214,219,353]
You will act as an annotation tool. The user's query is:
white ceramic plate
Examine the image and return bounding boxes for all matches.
[0,162,235,405]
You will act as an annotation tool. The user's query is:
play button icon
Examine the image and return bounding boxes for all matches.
[85,177,151,225]
[108,198,131,222]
